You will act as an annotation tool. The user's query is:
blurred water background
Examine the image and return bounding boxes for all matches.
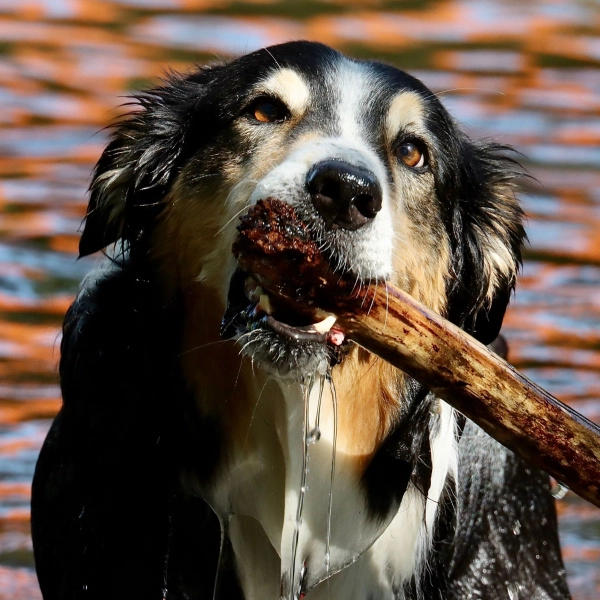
[0,0,598,598]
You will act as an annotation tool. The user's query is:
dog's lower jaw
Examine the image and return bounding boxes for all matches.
[236,329,333,381]
[221,275,343,381]
[195,358,458,600]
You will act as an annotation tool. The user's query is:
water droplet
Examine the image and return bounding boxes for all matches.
[512,519,521,536]
[307,426,321,443]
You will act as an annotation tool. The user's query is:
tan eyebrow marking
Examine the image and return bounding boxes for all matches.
[258,68,310,115]
[385,91,426,141]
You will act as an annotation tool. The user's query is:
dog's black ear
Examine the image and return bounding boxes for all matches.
[446,141,526,345]
[80,74,205,257]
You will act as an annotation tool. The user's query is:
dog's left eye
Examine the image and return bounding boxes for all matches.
[247,96,290,123]
[398,141,426,169]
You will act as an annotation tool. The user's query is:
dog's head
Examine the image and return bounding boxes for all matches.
[81,40,524,378]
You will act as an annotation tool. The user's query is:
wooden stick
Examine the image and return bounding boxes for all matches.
[332,282,600,509]
[234,199,600,507]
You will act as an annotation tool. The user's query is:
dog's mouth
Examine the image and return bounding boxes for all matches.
[219,198,357,375]
[221,268,346,349]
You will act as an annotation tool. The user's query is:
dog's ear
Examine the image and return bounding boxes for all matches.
[446,141,526,345]
[79,74,205,257]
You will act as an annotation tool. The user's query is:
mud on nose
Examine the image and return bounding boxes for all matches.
[306,160,383,231]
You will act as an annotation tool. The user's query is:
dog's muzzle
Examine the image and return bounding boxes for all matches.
[220,157,387,375]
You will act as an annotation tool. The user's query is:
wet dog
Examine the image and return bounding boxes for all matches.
[32,41,569,599]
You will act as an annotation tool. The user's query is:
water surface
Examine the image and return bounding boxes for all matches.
[0,0,598,597]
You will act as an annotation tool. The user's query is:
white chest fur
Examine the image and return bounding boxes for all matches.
[203,374,457,600]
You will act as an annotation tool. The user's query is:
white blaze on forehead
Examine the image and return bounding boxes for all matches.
[385,90,425,142]
[333,59,382,140]
[258,67,310,115]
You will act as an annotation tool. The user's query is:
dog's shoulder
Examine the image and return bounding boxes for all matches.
[448,420,569,599]
[62,258,156,368]
[59,257,179,401]
[33,257,225,599]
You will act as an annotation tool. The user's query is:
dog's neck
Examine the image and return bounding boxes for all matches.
[180,293,458,600]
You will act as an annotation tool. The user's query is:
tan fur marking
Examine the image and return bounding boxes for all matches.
[384,91,452,313]
[385,91,426,143]
[176,281,289,452]
[149,178,251,303]
[393,227,451,314]
[258,68,310,116]
[389,192,451,315]
[329,345,404,469]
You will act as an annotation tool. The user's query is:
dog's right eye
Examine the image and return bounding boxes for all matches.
[246,96,290,124]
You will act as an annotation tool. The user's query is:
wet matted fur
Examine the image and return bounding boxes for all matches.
[32,41,569,600]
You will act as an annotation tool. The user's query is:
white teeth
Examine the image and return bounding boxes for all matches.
[244,277,262,302]
[312,315,336,333]
[258,294,274,315]
[244,276,338,337]
[245,276,274,315]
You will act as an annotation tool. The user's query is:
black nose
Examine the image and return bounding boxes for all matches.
[306,160,382,231]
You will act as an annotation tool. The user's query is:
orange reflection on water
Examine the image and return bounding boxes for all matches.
[0,566,42,600]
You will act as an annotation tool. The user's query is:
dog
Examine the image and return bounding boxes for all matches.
[31,41,570,600]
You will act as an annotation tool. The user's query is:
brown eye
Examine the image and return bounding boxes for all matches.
[248,97,289,123]
[398,141,426,168]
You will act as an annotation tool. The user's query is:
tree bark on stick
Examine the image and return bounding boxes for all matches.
[333,281,600,509]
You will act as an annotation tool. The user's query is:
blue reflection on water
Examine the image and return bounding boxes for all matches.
[0,127,102,158]
[133,15,295,54]
[0,244,96,299]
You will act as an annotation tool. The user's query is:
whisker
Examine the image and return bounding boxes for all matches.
[224,357,245,407]
[185,172,221,185]
[263,47,282,70]
[433,87,506,98]
[178,338,230,356]
[215,180,261,236]
[366,280,378,316]
[383,281,390,332]
[243,376,272,449]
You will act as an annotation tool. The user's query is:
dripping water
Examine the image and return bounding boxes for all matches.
[212,513,229,600]
[307,374,326,443]
[325,369,337,577]
[289,371,338,599]
[289,376,314,600]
